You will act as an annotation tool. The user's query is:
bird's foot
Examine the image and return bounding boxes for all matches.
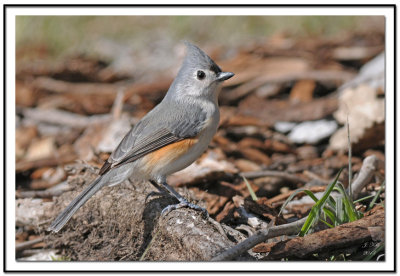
[161,199,209,218]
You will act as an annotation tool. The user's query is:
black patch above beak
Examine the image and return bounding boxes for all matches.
[216,72,235,82]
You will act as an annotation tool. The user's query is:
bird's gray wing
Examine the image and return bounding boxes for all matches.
[99,103,207,175]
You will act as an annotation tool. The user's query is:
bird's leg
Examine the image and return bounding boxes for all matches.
[146,180,170,203]
[159,181,209,218]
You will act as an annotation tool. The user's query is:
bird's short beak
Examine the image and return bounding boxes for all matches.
[216,71,235,82]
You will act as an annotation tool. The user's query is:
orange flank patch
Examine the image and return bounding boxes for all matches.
[144,138,199,167]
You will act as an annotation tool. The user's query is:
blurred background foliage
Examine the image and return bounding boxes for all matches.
[16,16,380,59]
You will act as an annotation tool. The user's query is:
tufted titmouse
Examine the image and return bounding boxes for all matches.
[49,42,234,232]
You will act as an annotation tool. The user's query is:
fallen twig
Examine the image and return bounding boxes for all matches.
[303,170,330,185]
[16,181,71,199]
[20,107,112,129]
[32,76,119,95]
[16,236,44,252]
[240,170,307,184]
[111,88,126,120]
[211,217,307,261]
[16,152,78,172]
[351,155,384,200]
[207,217,229,240]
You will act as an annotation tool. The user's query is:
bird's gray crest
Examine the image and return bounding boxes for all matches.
[163,42,224,100]
[179,41,222,76]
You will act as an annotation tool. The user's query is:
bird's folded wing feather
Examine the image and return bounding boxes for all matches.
[99,106,207,175]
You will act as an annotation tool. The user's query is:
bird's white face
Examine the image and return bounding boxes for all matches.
[179,65,233,105]
[191,68,221,97]
[167,68,222,105]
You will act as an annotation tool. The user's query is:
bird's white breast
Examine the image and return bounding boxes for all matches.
[153,103,219,178]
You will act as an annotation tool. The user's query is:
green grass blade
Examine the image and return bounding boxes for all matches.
[335,182,361,221]
[353,194,375,204]
[319,169,343,206]
[322,205,337,223]
[278,188,337,225]
[299,204,320,236]
[242,176,258,201]
[278,188,319,217]
[336,196,344,226]
[326,195,337,210]
[302,190,320,202]
[347,116,353,200]
[319,218,334,228]
[368,181,385,211]
[303,191,337,223]
[299,168,343,236]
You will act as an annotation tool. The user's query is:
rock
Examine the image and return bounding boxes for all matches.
[288,120,337,144]
[274,121,296,133]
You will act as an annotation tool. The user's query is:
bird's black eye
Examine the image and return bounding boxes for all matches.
[197,70,206,80]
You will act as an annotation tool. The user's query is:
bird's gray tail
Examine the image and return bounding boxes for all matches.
[48,175,107,233]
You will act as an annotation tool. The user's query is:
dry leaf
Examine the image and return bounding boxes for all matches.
[25,137,56,161]
[330,84,384,151]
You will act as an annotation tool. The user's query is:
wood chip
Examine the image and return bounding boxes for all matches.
[239,148,271,165]
[289,80,316,103]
